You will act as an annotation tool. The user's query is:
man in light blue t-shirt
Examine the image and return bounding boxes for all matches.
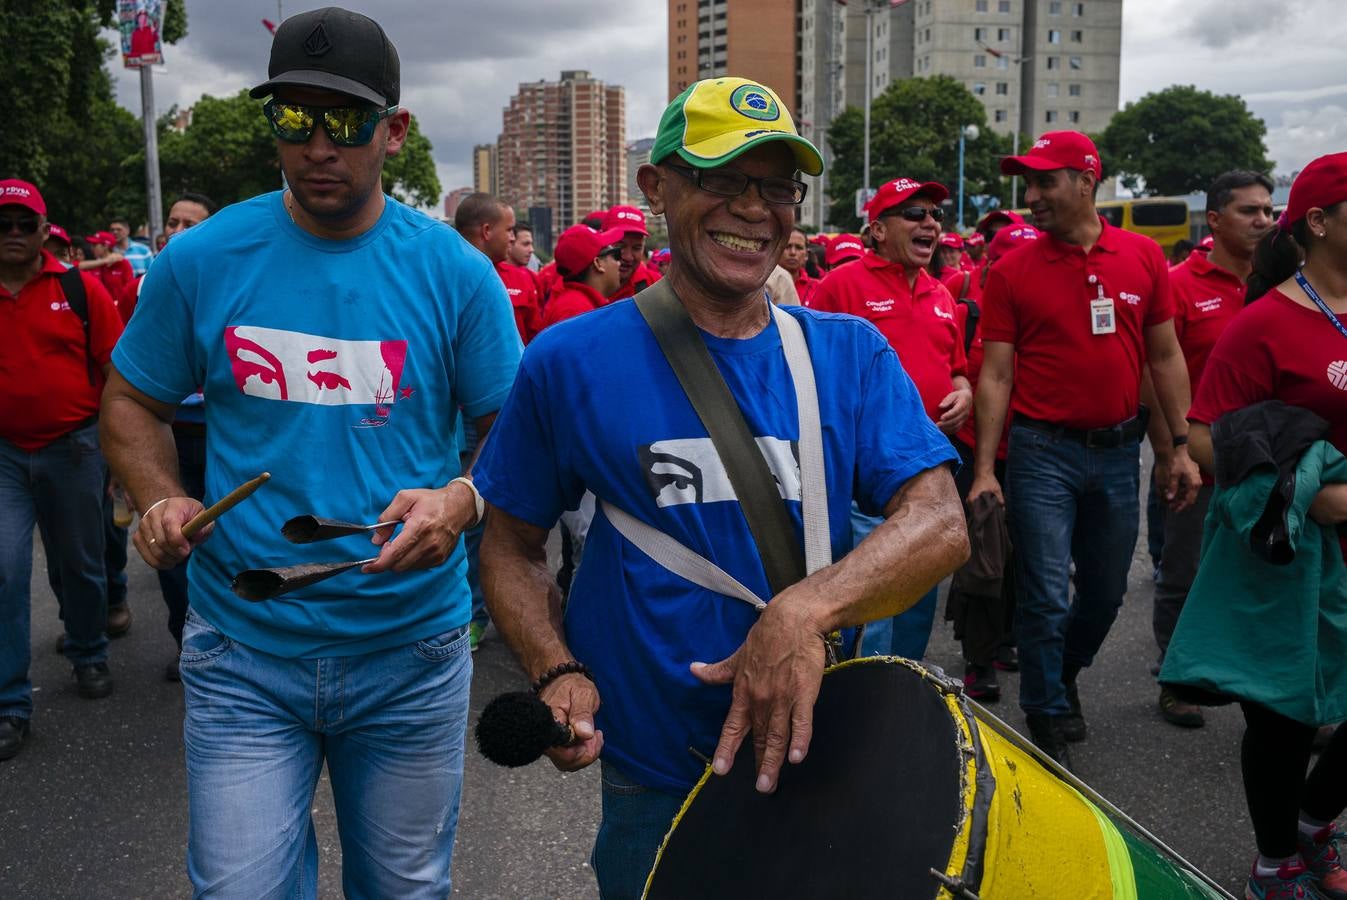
[476,76,969,898]
[99,9,520,898]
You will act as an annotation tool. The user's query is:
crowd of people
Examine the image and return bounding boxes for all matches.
[2,6,1345,900]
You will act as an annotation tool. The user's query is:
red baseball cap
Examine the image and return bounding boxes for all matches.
[554,224,626,277]
[1284,152,1347,227]
[1001,131,1102,178]
[938,232,964,249]
[0,179,46,215]
[1197,234,1214,251]
[46,224,71,245]
[86,231,115,246]
[976,210,1025,233]
[865,177,949,224]
[826,233,865,267]
[603,205,649,237]
[808,233,829,246]
[986,224,1040,265]
[965,232,986,248]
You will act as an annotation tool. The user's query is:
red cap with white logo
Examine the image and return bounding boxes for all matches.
[986,224,1040,265]
[1000,130,1103,178]
[554,224,627,277]
[46,224,71,245]
[965,232,986,248]
[0,179,46,216]
[603,205,649,237]
[865,177,949,224]
[826,233,865,267]
[939,232,964,249]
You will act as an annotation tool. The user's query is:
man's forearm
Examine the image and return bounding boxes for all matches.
[100,397,184,511]
[481,512,575,681]
[973,374,1011,476]
[777,465,969,634]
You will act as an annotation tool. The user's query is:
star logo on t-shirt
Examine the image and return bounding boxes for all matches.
[400,386,415,400]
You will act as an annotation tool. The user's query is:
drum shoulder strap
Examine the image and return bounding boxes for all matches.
[634,280,805,596]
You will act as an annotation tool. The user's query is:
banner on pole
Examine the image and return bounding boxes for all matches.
[120,0,164,68]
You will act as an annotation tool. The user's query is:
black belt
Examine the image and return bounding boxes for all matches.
[1013,413,1145,449]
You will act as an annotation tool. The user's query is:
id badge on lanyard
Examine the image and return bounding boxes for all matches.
[1090,282,1116,335]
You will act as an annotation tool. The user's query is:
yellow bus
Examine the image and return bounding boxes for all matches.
[1011,197,1191,253]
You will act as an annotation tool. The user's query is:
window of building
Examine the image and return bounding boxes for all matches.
[996,82,1009,95]
[1071,29,1083,41]
[1073,2,1086,15]
[974,26,986,41]
[995,109,1008,122]
[974,54,987,68]
[998,0,1011,11]
[1049,0,1062,13]
[997,55,1009,68]
[1046,56,1060,69]
[1048,29,1061,42]
[998,27,1010,41]
[1068,110,1081,123]
[1046,110,1058,123]
[973,81,987,95]
[976,0,988,11]
[1046,82,1059,97]
[1069,83,1082,96]
[925,28,932,41]
[1069,55,1082,69]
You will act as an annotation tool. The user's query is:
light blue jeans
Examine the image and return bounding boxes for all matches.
[180,610,472,899]
[851,503,941,660]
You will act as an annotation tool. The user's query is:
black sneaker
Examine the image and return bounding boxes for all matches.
[74,662,113,699]
[1059,678,1087,743]
[1025,712,1073,771]
[993,645,1019,672]
[0,716,29,761]
[963,664,1001,703]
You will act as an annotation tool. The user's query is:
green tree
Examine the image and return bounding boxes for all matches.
[1098,85,1273,196]
[825,75,1012,232]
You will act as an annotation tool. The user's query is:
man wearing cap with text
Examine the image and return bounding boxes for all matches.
[968,131,1199,767]
[540,223,626,328]
[605,204,662,300]
[477,77,967,897]
[812,177,970,662]
[98,9,521,895]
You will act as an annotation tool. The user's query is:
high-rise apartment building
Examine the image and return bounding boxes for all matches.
[668,0,797,109]
[472,144,497,196]
[496,71,626,239]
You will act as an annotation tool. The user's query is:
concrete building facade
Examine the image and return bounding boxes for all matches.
[496,70,627,239]
[668,0,797,108]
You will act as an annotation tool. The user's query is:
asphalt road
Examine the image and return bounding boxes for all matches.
[1,466,1258,898]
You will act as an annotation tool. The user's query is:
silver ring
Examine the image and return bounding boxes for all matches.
[149,538,157,545]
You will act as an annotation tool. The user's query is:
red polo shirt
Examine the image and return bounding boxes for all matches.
[0,252,123,451]
[980,219,1173,430]
[812,250,967,422]
[611,261,662,301]
[793,269,818,308]
[497,261,542,344]
[94,257,135,303]
[1169,250,1246,394]
[536,261,562,306]
[540,281,609,330]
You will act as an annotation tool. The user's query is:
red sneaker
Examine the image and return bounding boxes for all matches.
[1299,824,1347,899]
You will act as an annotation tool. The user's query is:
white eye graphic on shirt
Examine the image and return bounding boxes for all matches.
[638,437,802,508]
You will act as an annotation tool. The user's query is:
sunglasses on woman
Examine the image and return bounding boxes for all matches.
[263,100,399,148]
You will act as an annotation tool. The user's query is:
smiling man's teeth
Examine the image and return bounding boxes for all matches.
[711,232,765,252]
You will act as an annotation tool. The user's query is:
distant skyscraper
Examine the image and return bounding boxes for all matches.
[472,144,497,196]
[496,71,626,238]
[443,187,474,221]
[667,0,798,109]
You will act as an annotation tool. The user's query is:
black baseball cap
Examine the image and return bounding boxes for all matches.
[249,7,400,107]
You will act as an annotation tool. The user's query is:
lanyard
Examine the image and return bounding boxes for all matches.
[1296,270,1347,342]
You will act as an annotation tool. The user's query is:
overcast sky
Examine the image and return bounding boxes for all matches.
[109,0,1347,209]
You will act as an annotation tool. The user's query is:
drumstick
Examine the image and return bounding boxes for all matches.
[181,472,271,539]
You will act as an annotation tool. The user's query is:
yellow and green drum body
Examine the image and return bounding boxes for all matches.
[643,657,1228,900]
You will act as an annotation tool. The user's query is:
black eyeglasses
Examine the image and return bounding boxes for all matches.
[880,205,945,223]
[263,99,399,147]
[665,164,807,205]
[599,245,623,261]
[0,215,40,235]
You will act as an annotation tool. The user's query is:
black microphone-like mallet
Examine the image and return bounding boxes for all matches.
[475,691,575,767]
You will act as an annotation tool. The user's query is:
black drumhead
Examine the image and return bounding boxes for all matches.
[645,660,962,899]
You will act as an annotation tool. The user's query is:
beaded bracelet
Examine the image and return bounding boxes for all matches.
[532,661,594,694]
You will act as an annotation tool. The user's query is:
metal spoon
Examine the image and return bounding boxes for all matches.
[281,515,400,544]
[230,558,378,601]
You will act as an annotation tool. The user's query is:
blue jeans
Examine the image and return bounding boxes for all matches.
[45,468,127,624]
[157,431,207,646]
[180,610,472,898]
[851,503,940,660]
[591,761,686,900]
[0,424,108,719]
[1006,423,1140,716]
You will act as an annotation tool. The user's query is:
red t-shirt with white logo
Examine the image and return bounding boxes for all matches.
[95,257,135,304]
[811,251,967,422]
[497,261,542,344]
[980,220,1173,430]
[0,252,123,450]
[1169,250,1245,394]
[540,281,609,330]
[1190,288,1347,459]
[794,270,818,309]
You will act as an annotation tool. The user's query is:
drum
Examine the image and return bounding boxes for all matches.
[642,657,1228,899]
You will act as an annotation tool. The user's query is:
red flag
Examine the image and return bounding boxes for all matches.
[262,18,277,35]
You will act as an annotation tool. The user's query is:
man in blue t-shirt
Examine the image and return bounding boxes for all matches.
[98,10,520,898]
[476,76,969,899]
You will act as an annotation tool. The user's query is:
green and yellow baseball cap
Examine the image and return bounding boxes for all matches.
[651,77,824,176]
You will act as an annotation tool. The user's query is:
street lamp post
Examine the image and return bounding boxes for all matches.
[957,124,979,232]
[978,41,1031,208]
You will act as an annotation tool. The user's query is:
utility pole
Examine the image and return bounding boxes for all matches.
[139,65,163,243]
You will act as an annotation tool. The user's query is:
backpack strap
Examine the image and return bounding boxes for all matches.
[58,267,96,385]
[956,271,980,355]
